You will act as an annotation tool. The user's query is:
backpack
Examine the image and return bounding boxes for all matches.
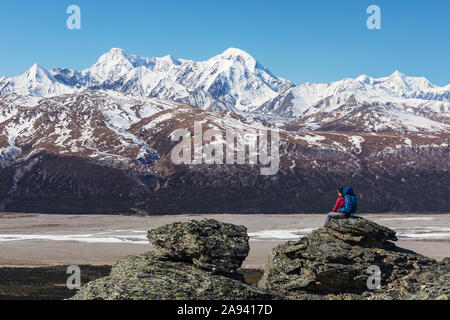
[341,187,357,216]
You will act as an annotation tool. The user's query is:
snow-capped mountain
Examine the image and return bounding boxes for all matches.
[259,70,450,116]
[0,48,448,134]
[0,63,77,97]
[257,70,450,133]
[0,48,294,113]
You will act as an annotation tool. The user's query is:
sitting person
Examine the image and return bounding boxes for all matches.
[324,186,357,225]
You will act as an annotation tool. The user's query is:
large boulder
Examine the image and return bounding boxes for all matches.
[71,252,275,300]
[325,216,397,246]
[147,219,249,274]
[72,219,278,300]
[259,216,449,300]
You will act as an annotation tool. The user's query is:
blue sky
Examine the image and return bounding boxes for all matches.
[0,0,449,85]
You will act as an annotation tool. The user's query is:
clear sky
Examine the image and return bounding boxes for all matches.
[0,0,449,85]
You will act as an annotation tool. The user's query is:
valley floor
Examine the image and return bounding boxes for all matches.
[0,213,449,269]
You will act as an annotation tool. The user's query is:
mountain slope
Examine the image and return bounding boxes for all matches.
[259,71,450,133]
[0,91,448,214]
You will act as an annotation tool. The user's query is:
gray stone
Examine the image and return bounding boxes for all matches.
[71,252,277,300]
[325,216,397,246]
[147,219,249,274]
[259,216,449,300]
[71,219,279,300]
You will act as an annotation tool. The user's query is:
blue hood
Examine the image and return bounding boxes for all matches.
[343,187,354,196]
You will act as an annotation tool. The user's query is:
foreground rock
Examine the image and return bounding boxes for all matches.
[71,217,448,300]
[71,252,274,300]
[147,219,249,274]
[325,216,397,246]
[259,216,449,300]
[72,219,277,300]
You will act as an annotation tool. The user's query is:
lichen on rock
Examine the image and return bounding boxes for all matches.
[259,216,449,300]
[71,252,274,300]
[325,216,398,246]
[147,219,249,274]
[71,216,449,300]
[71,219,277,300]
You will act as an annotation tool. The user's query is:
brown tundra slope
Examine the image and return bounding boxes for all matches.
[0,91,449,214]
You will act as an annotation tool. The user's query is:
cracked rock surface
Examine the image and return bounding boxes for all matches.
[259,216,449,300]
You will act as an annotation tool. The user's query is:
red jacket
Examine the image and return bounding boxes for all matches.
[332,196,345,213]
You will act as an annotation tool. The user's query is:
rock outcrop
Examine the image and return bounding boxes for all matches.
[71,219,276,300]
[259,216,449,300]
[71,217,449,300]
[147,219,249,274]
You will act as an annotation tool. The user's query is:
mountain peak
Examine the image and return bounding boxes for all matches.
[389,70,406,79]
[109,47,125,54]
[98,48,130,62]
[88,48,136,79]
[356,74,375,84]
[217,48,258,64]
[214,47,263,73]
[28,63,44,72]
[24,63,53,81]
[222,47,250,55]
[103,48,128,58]
[219,47,255,60]
[159,54,180,65]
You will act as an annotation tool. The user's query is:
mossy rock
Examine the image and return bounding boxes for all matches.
[71,252,278,300]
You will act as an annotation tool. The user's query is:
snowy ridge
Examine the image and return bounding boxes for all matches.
[260,71,450,116]
[0,48,293,113]
[0,48,449,134]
